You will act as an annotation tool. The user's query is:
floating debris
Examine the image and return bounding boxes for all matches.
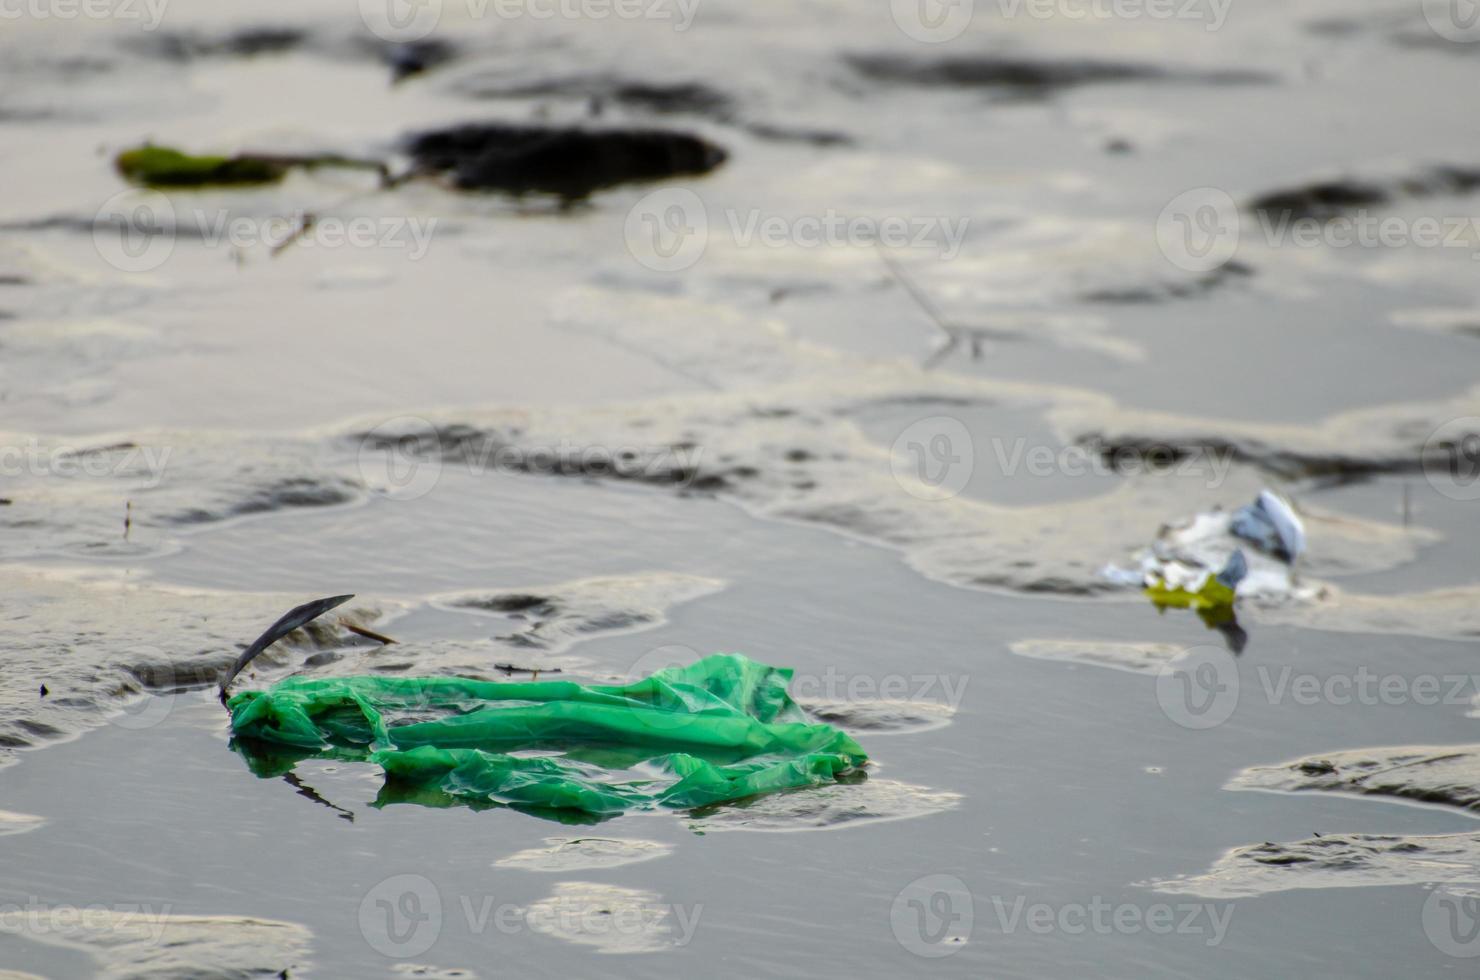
[402,123,727,199]
[115,145,389,189]
[229,652,867,818]
[1229,490,1306,561]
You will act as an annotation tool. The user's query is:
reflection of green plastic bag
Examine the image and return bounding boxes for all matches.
[228,654,867,817]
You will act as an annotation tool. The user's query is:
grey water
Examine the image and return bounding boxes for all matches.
[5,1,1480,976]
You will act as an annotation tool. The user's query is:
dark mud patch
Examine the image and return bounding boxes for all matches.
[374,38,460,82]
[127,26,310,62]
[1078,260,1254,305]
[845,53,1269,95]
[161,475,360,525]
[392,966,479,980]
[458,73,734,119]
[740,122,852,147]
[454,72,849,145]
[350,420,733,493]
[1059,381,1480,484]
[800,699,956,734]
[1079,434,1388,482]
[402,123,727,199]
[1231,745,1480,815]
[433,573,723,653]
[1152,832,1480,898]
[689,777,962,832]
[1249,165,1480,221]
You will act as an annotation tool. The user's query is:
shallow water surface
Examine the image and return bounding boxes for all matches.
[4,1,1480,976]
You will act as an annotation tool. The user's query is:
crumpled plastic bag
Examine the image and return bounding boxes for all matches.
[1144,549,1246,613]
[228,653,867,817]
[1101,489,1308,601]
[1229,489,1306,562]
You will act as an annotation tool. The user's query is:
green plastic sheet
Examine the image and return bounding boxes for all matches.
[228,654,868,817]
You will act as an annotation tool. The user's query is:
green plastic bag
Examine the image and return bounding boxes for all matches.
[228,654,867,817]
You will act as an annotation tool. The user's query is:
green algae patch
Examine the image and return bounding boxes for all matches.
[116,146,290,187]
[228,654,868,818]
[115,145,391,189]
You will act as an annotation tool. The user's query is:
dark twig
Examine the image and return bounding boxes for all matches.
[340,619,397,645]
[877,249,962,369]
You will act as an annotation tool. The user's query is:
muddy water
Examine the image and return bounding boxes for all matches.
[5,1,1480,976]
